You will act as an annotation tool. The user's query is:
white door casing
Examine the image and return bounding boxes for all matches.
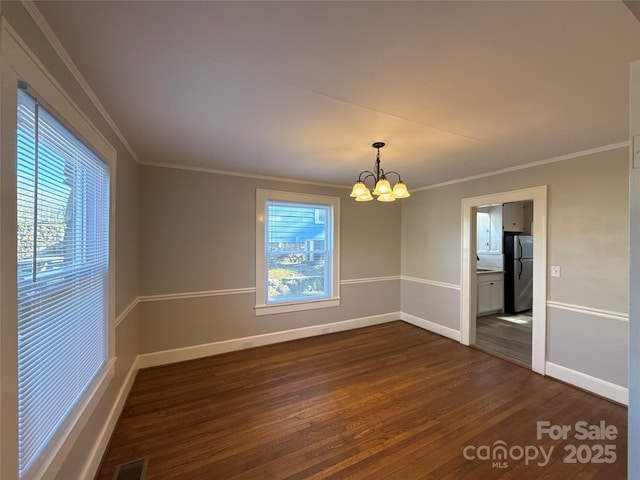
[460,186,548,374]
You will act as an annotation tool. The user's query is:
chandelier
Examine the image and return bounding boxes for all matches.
[350,142,410,202]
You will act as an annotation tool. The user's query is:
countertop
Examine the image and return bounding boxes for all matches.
[476,269,505,275]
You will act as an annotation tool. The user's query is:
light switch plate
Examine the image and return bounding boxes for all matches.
[551,266,561,278]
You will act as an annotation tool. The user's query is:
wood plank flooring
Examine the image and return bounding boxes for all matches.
[97,322,627,479]
[475,312,532,366]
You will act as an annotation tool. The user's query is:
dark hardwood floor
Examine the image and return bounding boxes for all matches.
[97,322,627,479]
[475,312,532,366]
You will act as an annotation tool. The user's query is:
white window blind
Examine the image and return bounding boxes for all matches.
[16,87,110,477]
[265,201,332,303]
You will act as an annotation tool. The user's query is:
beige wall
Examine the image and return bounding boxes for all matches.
[629,59,640,477]
[138,165,401,353]
[139,147,631,387]
[401,147,629,386]
[0,3,139,479]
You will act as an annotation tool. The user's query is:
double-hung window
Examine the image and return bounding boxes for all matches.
[16,85,111,478]
[256,190,340,315]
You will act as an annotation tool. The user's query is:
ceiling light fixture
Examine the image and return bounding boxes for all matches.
[350,142,410,202]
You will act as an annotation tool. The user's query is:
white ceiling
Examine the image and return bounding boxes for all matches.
[34,1,640,189]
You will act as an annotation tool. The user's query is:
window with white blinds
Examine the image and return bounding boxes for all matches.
[16,87,110,477]
[255,190,340,316]
[265,201,332,303]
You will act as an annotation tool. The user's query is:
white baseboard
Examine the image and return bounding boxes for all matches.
[545,361,628,405]
[400,312,461,342]
[137,312,401,369]
[79,356,139,479]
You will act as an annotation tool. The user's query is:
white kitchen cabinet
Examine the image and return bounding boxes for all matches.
[477,272,504,315]
[503,202,524,232]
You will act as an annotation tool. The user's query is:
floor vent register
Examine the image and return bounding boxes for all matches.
[112,457,148,480]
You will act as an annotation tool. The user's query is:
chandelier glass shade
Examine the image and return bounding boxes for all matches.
[350,142,410,202]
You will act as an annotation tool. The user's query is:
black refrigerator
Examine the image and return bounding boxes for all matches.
[504,233,533,314]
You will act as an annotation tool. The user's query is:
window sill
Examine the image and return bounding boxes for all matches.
[255,297,340,316]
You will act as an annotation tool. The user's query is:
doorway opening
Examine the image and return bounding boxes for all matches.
[460,186,547,374]
[475,201,533,366]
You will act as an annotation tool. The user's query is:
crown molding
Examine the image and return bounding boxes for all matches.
[140,161,350,189]
[413,141,630,192]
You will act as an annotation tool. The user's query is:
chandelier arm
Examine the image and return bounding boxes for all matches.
[357,170,376,184]
[383,170,403,182]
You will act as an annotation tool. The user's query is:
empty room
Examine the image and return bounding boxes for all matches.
[0,1,639,479]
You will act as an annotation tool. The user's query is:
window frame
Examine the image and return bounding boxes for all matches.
[255,189,340,316]
[1,24,117,480]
